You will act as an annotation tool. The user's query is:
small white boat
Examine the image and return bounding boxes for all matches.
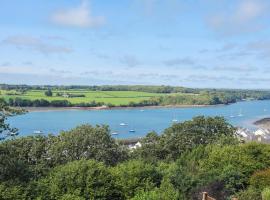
[120,123,127,126]
[10,132,19,136]
[140,109,144,112]
[34,130,43,134]
[111,132,118,135]
[129,129,135,133]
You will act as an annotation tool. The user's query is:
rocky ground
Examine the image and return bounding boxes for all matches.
[254,118,270,129]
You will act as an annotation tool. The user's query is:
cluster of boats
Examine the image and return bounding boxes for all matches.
[229,109,244,118]
[111,123,136,135]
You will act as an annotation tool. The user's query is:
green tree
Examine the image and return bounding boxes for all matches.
[132,131,164,162]
[197,142,270,197]
[131,178,180,200]
[44,89,52,97]
[0,135,49,184]
[48,125,128,166]
[163,116,236,160]
[133,116,237,162]
[37,159,123,200]
[111,160,162,199]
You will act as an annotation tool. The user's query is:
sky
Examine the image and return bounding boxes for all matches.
[1,0,270,89]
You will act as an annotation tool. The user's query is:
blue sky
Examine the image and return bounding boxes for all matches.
[1,0,270,88]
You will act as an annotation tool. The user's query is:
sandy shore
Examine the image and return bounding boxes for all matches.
[24,104,219,112]
[254,118,270,129]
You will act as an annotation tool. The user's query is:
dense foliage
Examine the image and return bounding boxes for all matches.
[7,97,104,107]
[1,115,270,199]
[44,89,52,97]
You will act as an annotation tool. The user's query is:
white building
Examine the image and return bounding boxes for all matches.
[236,128,253,140]
[254,128,270,142]
[129,142,142,150]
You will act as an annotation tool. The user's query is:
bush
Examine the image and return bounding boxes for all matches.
[37,160,123,200]
[262,188,270,200]
[131,178,180,200]
[44,90,52,97]
[237,188,261,200]
[198,143,270,195]
[0,184,26,200]
[250,168,270,191]
[48,124,128,166]
[111,160,162,199]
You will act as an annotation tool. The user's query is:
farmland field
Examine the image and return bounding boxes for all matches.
[0,89,166,106]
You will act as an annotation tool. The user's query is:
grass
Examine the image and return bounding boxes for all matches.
[0,89,166,106]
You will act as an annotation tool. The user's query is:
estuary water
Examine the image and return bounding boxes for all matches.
[7,100,270,139]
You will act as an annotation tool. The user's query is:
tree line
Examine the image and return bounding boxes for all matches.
[2,84,270,108]
[4,91,270,108]
[2,83,270,96]
[7,98,104,107]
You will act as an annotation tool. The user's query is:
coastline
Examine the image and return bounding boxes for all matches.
[24,104,220,112]
[254,118,270,129]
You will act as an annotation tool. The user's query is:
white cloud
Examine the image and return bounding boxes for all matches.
[246,40,270,58]
[208,0,268,35]
[2,35,73,55]
[51,0,105,28]
[0,65,41,75]
[120,55,141,67]
[163,57,195,66]
[235,0,265,23]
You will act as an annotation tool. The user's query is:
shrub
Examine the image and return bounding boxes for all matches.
[250,168,270,191]
[262,187,270,200]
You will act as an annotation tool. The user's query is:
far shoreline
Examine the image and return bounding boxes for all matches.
[24,104,222,112]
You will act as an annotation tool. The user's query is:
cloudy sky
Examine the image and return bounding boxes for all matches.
[1,0,270,88]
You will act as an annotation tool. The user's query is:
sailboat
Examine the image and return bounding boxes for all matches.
[129,125,136,132]
[172,113,178,122]
[229,110,235,118]
[238,109,243,117]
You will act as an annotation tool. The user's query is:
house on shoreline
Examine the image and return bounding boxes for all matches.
[236,127,270,143]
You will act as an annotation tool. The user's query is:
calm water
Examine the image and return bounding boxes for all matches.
[7,100,270,139]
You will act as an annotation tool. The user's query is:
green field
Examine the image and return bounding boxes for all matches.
[0,89,166,106]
